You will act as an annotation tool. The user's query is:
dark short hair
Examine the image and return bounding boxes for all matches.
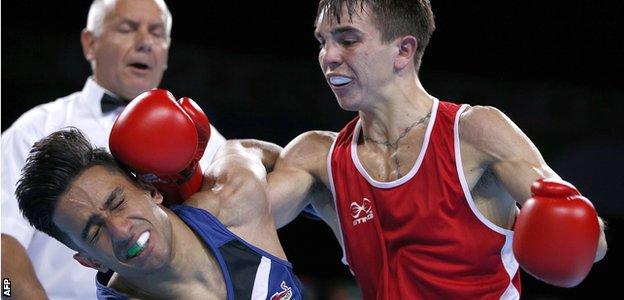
[15,127,125,250]
[317,0,435,71]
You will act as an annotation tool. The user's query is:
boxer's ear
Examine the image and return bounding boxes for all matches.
[394,35,418,70]
[73,253,109,273]
[134,178,163,204]
[146,184,163,205]
[137,181,163,205]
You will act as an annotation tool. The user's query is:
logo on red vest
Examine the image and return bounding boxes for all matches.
[350,197,374,226]
[270,281,293,300]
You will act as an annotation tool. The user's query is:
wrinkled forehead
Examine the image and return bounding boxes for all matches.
[52,166,121,233]
[52,178,102,232]
[51,193,96,249]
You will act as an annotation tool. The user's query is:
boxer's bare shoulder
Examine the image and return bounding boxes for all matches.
[458,105,535,165]
[458,104,558,204]
[188,145,269,228]
[457,105,536,228]
[185,147,288,259]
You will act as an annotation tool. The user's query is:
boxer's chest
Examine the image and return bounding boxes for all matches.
[355,129,427,182]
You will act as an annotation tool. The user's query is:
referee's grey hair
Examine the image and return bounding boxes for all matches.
[86,0,172,39]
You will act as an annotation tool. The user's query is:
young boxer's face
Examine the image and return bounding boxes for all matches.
[315,4,398,111]
[53,165,174,275]
[82,0,170,100]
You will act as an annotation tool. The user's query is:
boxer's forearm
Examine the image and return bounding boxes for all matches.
[1,234,47,300]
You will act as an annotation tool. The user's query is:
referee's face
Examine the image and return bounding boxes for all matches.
[82,0,170,100]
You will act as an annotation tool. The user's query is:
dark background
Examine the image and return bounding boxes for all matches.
[2,1,622,299]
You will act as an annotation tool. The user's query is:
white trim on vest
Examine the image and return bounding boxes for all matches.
[350,98,439,189]
[453,104,519,300]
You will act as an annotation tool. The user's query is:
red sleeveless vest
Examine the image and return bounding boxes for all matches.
[327,99,521,299]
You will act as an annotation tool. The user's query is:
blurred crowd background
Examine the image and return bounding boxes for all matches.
[2,1,622,299]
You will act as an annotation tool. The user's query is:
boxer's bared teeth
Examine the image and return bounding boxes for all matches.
[127,231,150,259]
[330,76,353,86]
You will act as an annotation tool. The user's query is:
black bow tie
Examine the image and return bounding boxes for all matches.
[100,93,128,113]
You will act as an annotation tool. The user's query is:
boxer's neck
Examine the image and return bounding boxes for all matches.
[358,78,432,143]
[353,78,434,181]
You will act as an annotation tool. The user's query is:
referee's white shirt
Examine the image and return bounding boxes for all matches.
[1,78,226,300]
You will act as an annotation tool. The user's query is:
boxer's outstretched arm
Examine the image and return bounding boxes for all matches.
[460,105,607,288]
[267,131,336,228]
[459,105,607,261]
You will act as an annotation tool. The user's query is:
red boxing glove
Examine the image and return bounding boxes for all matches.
[109,89,210,204]
[171,96,211,200]
[513,179,600,287]
[178,96,211,165]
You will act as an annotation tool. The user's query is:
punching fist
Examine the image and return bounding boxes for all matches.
[513,179,600,287]
[109,89,210,204]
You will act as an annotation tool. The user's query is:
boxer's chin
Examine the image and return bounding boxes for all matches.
[334,92,362,112]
